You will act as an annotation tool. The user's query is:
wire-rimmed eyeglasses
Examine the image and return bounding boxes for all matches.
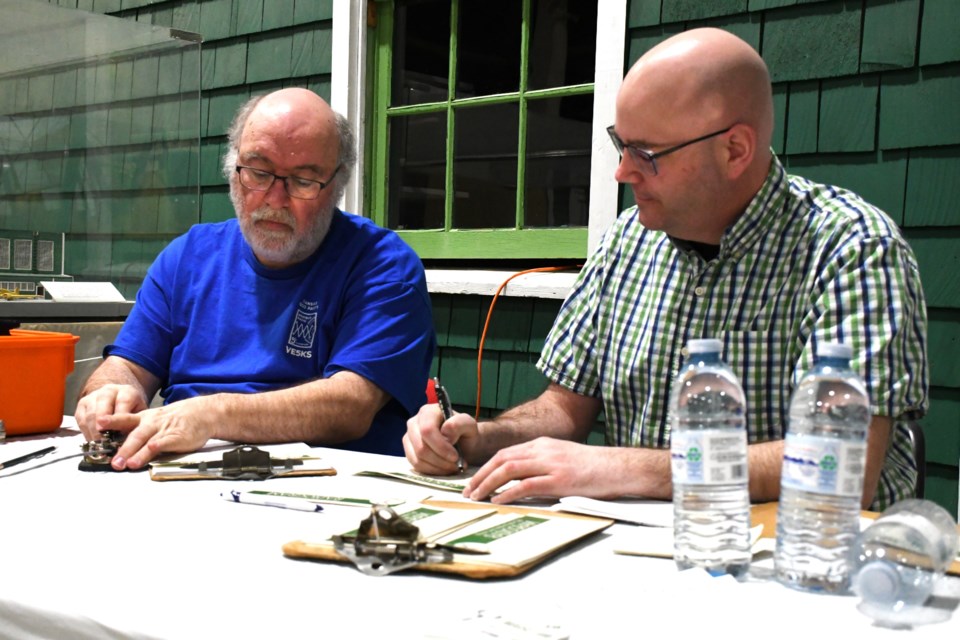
[606,125,734,176]
[235,164,341,200]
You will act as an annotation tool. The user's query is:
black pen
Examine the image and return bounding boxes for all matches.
[433,377,464,473]
[0,445,56,471]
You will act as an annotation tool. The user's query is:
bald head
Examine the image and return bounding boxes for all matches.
[619,28,773,151]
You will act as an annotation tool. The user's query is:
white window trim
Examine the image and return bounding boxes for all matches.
[333,0,626,298]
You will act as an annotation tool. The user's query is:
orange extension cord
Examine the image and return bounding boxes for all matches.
[474,265,582,419]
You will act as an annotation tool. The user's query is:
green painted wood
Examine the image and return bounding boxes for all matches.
[785,151,907,225]
[206,88,250,137]
[529,298,564,352]
[399,228,588,259]
[199,139,224,186]
[129,103,153,145]
[879,66,960,150]
[784,81,818,154]
[152,98,180,142]
[437,347,490,408]
[627,0,661,28]
[925,387,960,467]
[291,25,332,77]
[61,153,84,191]
[46,115,70,154]
[106,106,131,147]
[261,0,295,31]
[131,56,160,99]
[294,0,333,24]
[905,232,960,310]
[163,144,194,188]
[919,0,960,66]
[93,0,121,12]
[52,70,77,110]
[861,0,918,71]
[233,0,264,36]
[904,147,960,227]
[926,464,959,519]
[662,0,746,23]
[157,193,197,234]
[199,189,232,223]
[157,51,183,94]
[762,0,861,83]
[198,0,232,41]
[927,309,960,387]
[748,0,801,9]
[180,47,201,93]
[114,60,134,101]
[818,76,877,153]
[482,296,534,352]
[446,295,482,349]
[27,75,54,112]
[212,41,248,89]
[497,352,547,409]
[247,33,293,84]
[430,294,453,348]
[172,0,200,33]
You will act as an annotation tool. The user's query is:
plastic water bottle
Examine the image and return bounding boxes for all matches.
[775,342,870,593]
[853,499,959,626]
[670,338,751,577]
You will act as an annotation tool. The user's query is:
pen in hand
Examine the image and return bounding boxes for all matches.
[433,377,464,473]
[0,445,56,471]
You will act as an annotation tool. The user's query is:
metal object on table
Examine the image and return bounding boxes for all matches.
[79,429,125,471]
[332,504,455,576]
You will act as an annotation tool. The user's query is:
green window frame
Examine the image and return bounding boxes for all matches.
[367,0,595,260]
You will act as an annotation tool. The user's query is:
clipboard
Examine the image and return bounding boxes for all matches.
[282,499,613,579]
[148,444,337,481]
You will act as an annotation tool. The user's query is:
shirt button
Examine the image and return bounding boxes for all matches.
[681,347,689,357]
[694,286,707,296]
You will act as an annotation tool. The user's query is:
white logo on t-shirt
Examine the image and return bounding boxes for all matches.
[286,300,317,358]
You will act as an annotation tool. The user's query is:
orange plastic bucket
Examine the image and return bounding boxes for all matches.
[0,329,79,435]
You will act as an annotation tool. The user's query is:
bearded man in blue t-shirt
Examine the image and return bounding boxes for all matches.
[75,88,436,469]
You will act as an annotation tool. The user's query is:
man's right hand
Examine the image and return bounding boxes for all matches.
[74,383,149,441]
[403,403,479,475]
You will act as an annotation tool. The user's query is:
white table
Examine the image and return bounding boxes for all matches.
[1,424,957,639]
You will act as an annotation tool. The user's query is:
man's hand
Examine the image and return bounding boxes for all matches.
[75,383,150,441]
[403,403,478,475]
[96,395,221,471]
[463,437,624,504]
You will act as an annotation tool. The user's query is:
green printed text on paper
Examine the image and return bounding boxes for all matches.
[446,516,547,545]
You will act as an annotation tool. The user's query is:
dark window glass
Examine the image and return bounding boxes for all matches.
[456,0,522,99]
[528,0,597,90]
[524,95,592,228]
[452,103,519,229]
[392,0,451,106]
[388,112,448,230]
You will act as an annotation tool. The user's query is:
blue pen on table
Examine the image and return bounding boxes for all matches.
[433,377,465,473]
[221,489,324,513]
[0,445,56,471]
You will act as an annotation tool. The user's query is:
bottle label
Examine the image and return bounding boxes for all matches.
[781,434,865,497]
[671,429,748,485]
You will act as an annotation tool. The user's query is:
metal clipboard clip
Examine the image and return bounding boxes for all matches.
[332,504,454,576]
[79,430,126,471]
[176,445,304,480]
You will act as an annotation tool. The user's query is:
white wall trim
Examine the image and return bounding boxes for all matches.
[426,269,577,300]
[330,0,367,216]
[588,1,627,253]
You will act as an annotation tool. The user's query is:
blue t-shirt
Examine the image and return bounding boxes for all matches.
[106,211,436,455]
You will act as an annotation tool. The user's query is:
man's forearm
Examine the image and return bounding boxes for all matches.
[467,383,602,463]
[79,356,155,402]
[208,371,389,445]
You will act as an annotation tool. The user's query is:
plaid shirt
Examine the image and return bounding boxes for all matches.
[539,155,928,510]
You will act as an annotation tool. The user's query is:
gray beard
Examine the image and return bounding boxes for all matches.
[234,197,334,268]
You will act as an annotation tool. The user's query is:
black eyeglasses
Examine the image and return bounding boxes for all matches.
[235,164,341,200]
[606,125,734,176]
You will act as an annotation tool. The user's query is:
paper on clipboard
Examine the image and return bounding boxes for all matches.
[552,496,674,527]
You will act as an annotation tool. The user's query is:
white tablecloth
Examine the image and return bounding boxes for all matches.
[1,424,957,639]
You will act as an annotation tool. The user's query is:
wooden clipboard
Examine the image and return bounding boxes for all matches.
[751,502,960,577]
[282,499,614,579]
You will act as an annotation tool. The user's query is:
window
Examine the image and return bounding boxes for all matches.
[367,0,598,260]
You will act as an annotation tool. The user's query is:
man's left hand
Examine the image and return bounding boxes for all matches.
[462,437,619,504]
